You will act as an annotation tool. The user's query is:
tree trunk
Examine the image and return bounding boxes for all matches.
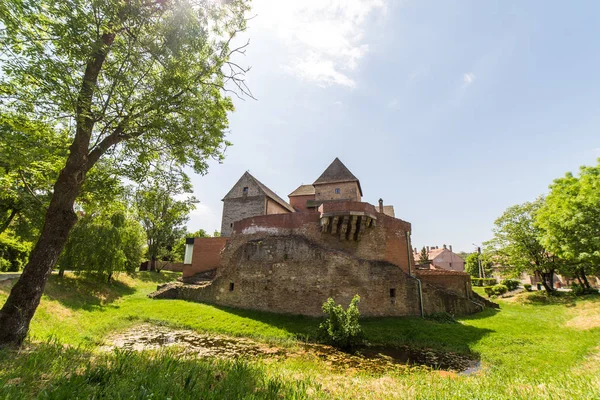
[541,271,555,293]
[0,166,84,347]
[580,269,591,289]
[0,30,115,348]
[150,255,156,272]
[58,268,65,278]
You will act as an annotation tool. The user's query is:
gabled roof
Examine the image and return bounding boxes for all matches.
[313,158,363,196]
[289,184,315,197]
[224,172,294,213]
[250,173,295,213]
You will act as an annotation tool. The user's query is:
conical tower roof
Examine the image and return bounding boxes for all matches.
[313,158,362,196]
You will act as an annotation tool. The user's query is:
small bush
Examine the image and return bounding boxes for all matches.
[484,286,494,298]
[524,284,532,292]
[501,279,520,291]
[318,295,364,351]
[471,278,497,287]
[493,284,509,296]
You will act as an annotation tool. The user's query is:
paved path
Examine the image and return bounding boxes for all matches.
[0,273,21,281]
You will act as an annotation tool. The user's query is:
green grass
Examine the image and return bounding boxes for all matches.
[1,273,600,399]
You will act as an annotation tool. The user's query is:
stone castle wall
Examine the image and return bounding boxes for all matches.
[170,235,480,317]
[221,196,266,237]
[314,181,361,202]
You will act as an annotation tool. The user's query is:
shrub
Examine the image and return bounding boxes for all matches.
[501,279,520,291]
[571,284,598,296]
[484,286,495,298]
[472,278,497,287]
[524,284,532,292]
[493,284,509,296]
[318,295,364,351]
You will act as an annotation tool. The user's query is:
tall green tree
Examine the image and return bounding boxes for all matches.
[536,162,600,288]
[0,0,250,347]
[485,198,561,292]
[417,246,429,265]
[465,253,480,278]
[135,170,197,271]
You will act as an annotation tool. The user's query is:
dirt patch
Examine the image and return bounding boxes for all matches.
[102,324,479,373]
[566,306,600,330]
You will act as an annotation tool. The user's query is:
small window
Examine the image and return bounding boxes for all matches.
[229,282,235,291]
[230,223,233,228]
[390,288,396,298]
[335,188,341,194]
[242,186,249,193]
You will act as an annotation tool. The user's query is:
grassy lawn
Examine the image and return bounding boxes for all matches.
[1,273,599,399]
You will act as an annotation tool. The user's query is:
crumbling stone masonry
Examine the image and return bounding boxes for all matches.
[153,158,490,317]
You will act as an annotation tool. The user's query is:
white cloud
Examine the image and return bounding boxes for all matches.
[190,203,214,217]
[253,0,387,88]
[463,72,475,85]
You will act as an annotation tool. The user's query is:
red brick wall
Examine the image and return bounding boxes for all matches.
[289,194,315,212]
[183,237,229,278]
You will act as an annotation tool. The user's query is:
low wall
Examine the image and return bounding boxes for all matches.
[183,237,229,278]
[416,269,471,297]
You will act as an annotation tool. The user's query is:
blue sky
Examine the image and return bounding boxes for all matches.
[186,0,600,252]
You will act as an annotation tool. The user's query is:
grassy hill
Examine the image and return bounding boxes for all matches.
[1,273,599,399]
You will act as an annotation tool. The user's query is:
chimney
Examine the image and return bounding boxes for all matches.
[443,244,447,250]
[426,246,430,252]
[414,247,417,253]
[449,245,453,252]
[378,198,384,213]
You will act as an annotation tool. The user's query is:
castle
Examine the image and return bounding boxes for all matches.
[154,158,489,317]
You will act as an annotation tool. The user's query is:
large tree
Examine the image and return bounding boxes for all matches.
[536,162,600,288]
[485,198,561,292]
[0,0,250,347]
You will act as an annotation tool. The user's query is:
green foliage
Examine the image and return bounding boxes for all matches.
[486,198,562,292]
[571,284,598,296]
[0,343,313,399]
[501,279,520,291]
[484,284,509,298]
[523,284,532,292]
[0,232,30,272]
[465,252,480,277]
[418,246,429,264]
[318,295,364,351]
[135,170,197,267]
[537,161,600,284]
[471,278,497,287]
[59,211,145,279]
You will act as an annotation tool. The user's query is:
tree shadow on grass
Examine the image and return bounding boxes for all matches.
[209,304,494,355]
[42,275,136,311]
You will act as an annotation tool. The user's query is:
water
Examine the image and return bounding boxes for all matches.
[103,324,479,373]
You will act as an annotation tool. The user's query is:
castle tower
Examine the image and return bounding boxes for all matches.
[313,158,363,203]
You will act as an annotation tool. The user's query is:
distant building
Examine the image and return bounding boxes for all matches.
[413,245,465,272]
